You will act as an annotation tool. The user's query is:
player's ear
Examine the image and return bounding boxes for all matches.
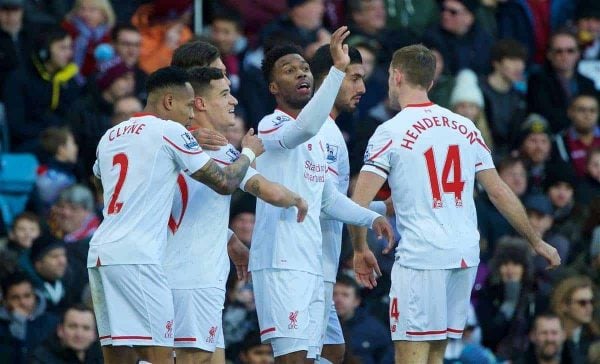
[163,93,174,110]
[269,81,278,95]
[194,96,206,111]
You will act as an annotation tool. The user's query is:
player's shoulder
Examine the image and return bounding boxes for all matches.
[258,110,293,132]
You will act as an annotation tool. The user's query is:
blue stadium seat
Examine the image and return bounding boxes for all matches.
[0,153,38,227]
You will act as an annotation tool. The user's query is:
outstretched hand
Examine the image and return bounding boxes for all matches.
[330,26,351,71]
[372,216,396,254]
[353,249,381,289]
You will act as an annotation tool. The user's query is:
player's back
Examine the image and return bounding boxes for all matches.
[364,103,495,269]
[89,114,208,268]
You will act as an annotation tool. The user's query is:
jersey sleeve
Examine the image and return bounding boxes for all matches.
[240,166,260,192]
[162,122,211,175]
[361,126,394,178]
[473,130,495,173]
[92,159,101,178]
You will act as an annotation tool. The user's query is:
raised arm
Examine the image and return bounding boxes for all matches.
[476,168,561,269]
[190,129,264,195]
[244,174,308,222]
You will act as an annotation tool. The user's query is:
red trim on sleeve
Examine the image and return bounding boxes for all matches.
[404,102,434,108]
[174,337,197,342]
[328,167,339,176]
[111,336,153,340]
[168,174,189,234]
[406,330,447,336]
[260,327,276,336]
[213,158,231,166]
[163,136,204,155]
[99,335,111,340]
[475,162,483,167]
[259,125,284,134]
[476,138,491,153]
[447,328,464,334]
[368,140,393,161]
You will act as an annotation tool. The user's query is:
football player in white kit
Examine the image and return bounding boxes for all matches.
[88,67,264,364]
[164,66,309,364]
[251,26,395,363]
[350,45,561,364]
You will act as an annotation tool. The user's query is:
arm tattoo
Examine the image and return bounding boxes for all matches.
[190,156,250,195]
[246,178,262,198]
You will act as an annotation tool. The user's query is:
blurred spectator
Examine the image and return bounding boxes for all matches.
[28,303,102,363]
[550,276,599,363]
[527,31,598,133]
[496,0,575,65]
[569,197,600,295]
[0,0,35,102]
[333,275,393,364]
[28,235,83,314]
[222,0,286,48]
[551,94,600,177]
[575,0,600,61]
[209,6,246,94]
[111,23,147,101]
[576,147,600,204]
[110,95,142,126]
[21,0,69,27]
[3,27,79,154]
[260,0,329,58]
[36,127,79,214]
[226,114,247,151]
[67,57,134,174]
[384,0,439,37]
[428,46,455,109]
[223,277,258,362]
[0,212,40,281]
[0,273,59,363]
[422,0,493,75]
[476,156,527,260]
[238,331,274,364]
[61,0,115,81]
[475,238,539,360]
[132,0,193,74]
[51,185,98,275]
[517,114,553,195]
[347,0,415,65]
[480,39,528,155]
[449,69,493,149]
[229,197,256,247]
[514,313,570,364]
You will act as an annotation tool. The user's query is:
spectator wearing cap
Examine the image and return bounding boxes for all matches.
[111,24,147,101]
[3,26,79,154]
[27,235,83,314]
[575,0,600,61]
[479,39,528,156]
[0,0,36,102]
[550,276,599,364]
[422,0,494,75]
[238,331,274,364]
[450,69,494,150]
[0,273,59,363]
[528,31,598,133]
[131,0,193,74]
[517,113,553,195]
[496,0,575,66]
[67,57,134,174]
[475,238,541,360]
[551,93,600,177]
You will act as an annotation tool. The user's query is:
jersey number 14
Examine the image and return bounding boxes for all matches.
[424,145,465,209]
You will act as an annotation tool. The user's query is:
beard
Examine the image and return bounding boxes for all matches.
[537,342,560,361]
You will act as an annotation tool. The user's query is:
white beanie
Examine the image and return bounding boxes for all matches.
[450,69,484,108]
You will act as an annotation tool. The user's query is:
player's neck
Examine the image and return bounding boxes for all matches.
[197,117,218,133]
[398,90,431,109]
[276,104,301,119]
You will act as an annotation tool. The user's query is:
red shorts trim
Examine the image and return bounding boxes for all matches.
[174,337,197,342]
[260,327,276,336]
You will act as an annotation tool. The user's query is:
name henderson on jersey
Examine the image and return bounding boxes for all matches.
[400,114,488,151]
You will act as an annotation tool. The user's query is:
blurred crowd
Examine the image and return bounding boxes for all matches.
[0,0,599,363]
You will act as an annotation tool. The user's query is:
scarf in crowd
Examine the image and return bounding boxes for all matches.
[70,16,109,70]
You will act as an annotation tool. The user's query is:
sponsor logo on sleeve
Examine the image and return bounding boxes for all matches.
[326,143,338,163]
[181,132,200,150]
[272,115,290,126]
[226,147,240,162]
[364,144,373,162]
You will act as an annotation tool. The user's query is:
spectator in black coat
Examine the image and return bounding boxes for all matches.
[3,26,79,154]
[334,275,393,364]
[0,273,59,364]
[28,304,102,364]
[527,31,598,133]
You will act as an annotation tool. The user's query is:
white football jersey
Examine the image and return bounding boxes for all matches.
[88,113,211,267]
[250,110,329,274]
[163,144,257,289]
[362,103,494,269]
[320,116,350,283]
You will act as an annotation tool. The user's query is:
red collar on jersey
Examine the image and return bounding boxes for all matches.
[404,102,434,108]
[132,112,160,118]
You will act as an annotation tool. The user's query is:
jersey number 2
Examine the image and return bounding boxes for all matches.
[107,153,128,214]
[424,145,465,208]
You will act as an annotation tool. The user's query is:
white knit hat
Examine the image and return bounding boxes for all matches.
[450,69,484,108]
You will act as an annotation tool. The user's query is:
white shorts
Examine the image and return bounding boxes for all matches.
[88,264,174,347]
[322,281,345,347]
[389,263,477,341]
[252,269,324,357]
[172,288,225,351]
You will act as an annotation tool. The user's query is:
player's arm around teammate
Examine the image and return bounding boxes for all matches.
[245,175,308,222]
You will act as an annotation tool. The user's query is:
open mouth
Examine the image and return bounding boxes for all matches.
[296,81,311,94]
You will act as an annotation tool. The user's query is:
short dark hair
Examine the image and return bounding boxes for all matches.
[12,211,40,229]
[335,274,360,297]
[40,126,73,155]
[187,67,225,96]
[35,27,70,60]
[1,272,33,298]
[548,29,579,51]
[261,43,304,83]
[145,66,190,95]
[497,155,524,174]
[491,39,528,64]
[172,41,221,69]
[310,44,362,86]
[391,44,436,89]
[111,23,139,42]
[531,312,563,331]
[62,303,95,323]
[212,6,243,31]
